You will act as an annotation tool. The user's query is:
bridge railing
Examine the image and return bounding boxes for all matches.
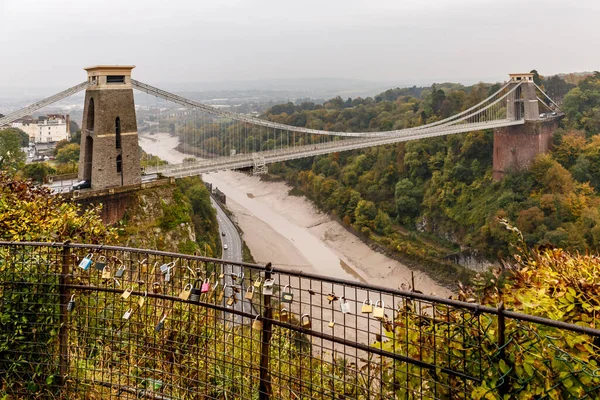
[1,241,599,399]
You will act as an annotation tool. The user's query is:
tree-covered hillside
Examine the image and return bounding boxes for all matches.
[262,72,600,261]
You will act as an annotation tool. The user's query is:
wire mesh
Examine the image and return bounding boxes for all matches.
[1,242,599,399]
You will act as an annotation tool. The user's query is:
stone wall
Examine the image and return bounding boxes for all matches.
[492,119,560,180]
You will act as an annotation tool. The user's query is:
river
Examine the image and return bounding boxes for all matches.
[139,132,452,297]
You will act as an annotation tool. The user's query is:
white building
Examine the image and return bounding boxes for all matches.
[11,114,70,143]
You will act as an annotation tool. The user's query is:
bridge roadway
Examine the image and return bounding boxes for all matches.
[211,197,258,324]
[147,119,524,178]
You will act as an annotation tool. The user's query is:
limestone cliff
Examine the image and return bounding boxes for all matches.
[115,183,201,254]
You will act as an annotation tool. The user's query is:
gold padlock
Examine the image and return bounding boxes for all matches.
[121,287,133,300]
[217,284,226,303]
[179,283,192,300]
[152,282,162,294]
[301,314,311,329]
[252,316,263,330]
[139,259,148,274]
[101,266,112,279]
[245,286,254,300]
[373,300,385,319]
[327,293,338,303]
[253,278,262,289]
[361,299,373,314]
[227,294,236,306]
[328,320,335,328]
[138,291,147,307]
[280,308,289,322]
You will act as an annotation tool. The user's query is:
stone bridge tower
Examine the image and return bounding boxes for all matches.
[492,73,559,180]
[78,65,141,190]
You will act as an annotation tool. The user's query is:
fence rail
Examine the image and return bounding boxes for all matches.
[1,241,599,399]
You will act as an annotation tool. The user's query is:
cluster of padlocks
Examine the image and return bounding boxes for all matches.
[74,253,392,334]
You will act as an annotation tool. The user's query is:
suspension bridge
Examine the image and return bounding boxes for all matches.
[0,67,562,187]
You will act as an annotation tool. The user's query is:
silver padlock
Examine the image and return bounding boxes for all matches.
[263,278,275,296]
[340,297,351,314]
[159,262,172,274]
[122,308,133,320]
[67,294,75,312]
[115,264,127,278]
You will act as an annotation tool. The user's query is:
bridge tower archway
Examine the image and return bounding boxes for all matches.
[82,137,93,181]
[77,65,140,190]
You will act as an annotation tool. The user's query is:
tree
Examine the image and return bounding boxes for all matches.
[530,69,542,85]
[394,179,421,224]
[354,199,377,230]
[0,129,26,171]
[20,162,56,183]
[55,143,80,163]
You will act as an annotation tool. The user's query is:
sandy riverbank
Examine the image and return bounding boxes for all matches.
[203,171,452,298]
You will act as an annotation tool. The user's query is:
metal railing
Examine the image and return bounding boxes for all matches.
[1,242,599,399]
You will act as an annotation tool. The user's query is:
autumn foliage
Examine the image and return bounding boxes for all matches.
[0,171,115,243]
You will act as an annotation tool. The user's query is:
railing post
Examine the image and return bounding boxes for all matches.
[497,302,508,395]
[58,244,71,385]
[259,262,273,400]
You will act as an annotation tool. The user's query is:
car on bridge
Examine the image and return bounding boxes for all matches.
[72,180,91,190]
[224,244,228,250]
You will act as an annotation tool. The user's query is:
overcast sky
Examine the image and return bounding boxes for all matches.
[1,0,598,91]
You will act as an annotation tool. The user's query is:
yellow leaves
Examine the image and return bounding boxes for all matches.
[0,172,115,243]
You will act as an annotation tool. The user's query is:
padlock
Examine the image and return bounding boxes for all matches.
[94,256,107,271]
[138,291,147,307]
[101,266,112,279]
[121,287,133,300]
[219,272,224,279]
[152,282,162,294]
[115,264,127,278]
[245,286,254,300]
[122,308,133,320]
[189,280,202,302]
[78,253,93,270]
[327,293,339,303]
[252,316,263,330]
[280,308,289,322]
[217,284,226,303]
[301,314,311,329]
[253,278,262,289]
[226,294,236,306]
[201,278,211,293]
[361,299,373,314]
[165,270,171,282]
[281,285,293,303]
[179,283,192,300]
[373,300,385,319]
[263,279,274,296]
[140,259,148,274]
[328,320,335,328]
[159,262,172,274]
[155,315,167,332]
[340,297,351,314]
[67,294,76,312]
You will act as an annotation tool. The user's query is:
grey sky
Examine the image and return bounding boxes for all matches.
[1,0,598,91]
